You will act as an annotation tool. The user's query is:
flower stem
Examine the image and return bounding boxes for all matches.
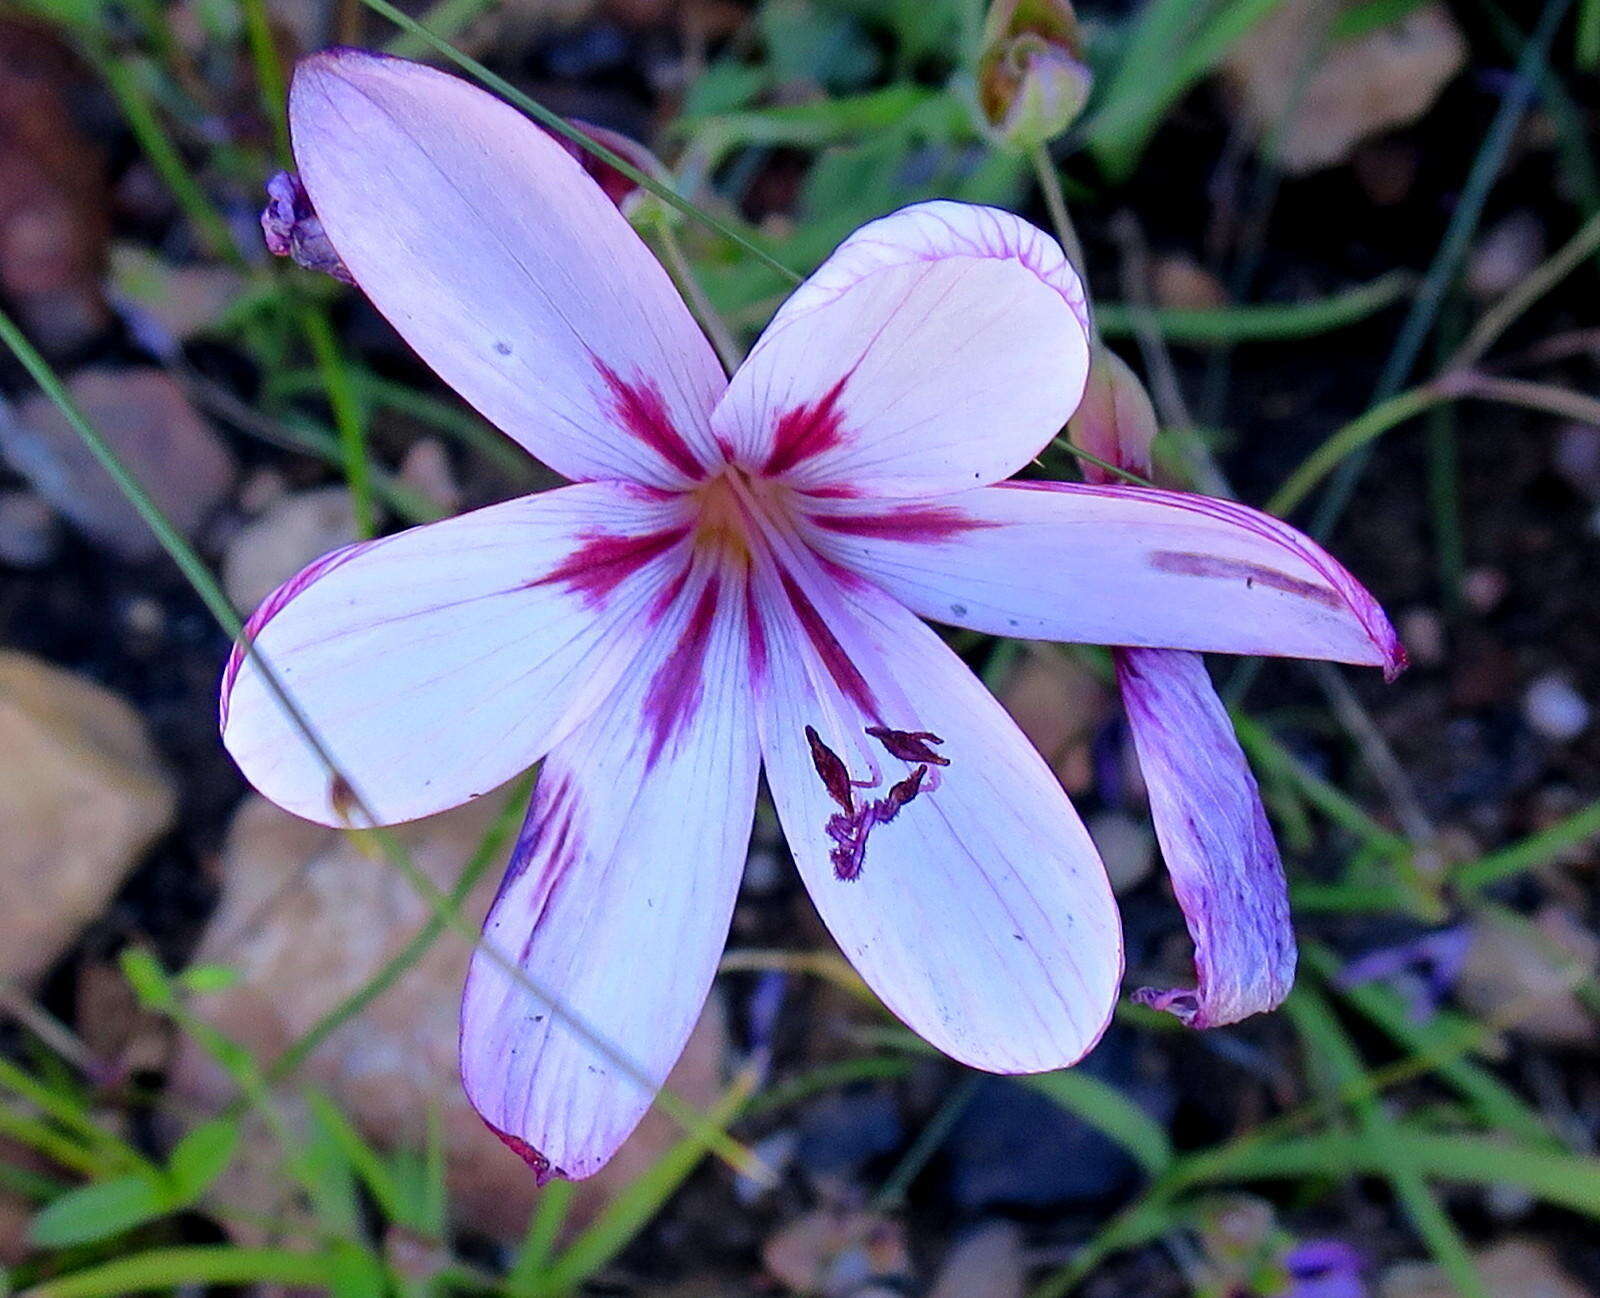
[652,215,744,375]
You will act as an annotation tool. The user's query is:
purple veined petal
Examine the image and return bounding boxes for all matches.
[748,547,1121,1072]
[805,481,1406,675]
[289,50,726,488]
[1117,647,1295,1028]
[460,561,760,1180]
[221,481,694,827]
[711,201,1091,496]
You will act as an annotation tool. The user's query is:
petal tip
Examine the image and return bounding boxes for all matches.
[484,1120,566,1186]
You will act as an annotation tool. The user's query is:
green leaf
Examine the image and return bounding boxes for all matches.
[165,1118,239,1201]
[29,1174,171,1248]
[177,964,240,995]
[118,950,175,1013]
[1019,1071,1173,1176]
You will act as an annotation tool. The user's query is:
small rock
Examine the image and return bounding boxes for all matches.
[1522,674,1590,743]
[1468,212,1544,301]
[1223,0,1466,174]
[108,243,245,357]
[0,489,57,567]
[928,1221,1025,1298]
[762,1209,911,1298]
[1456,907,1599,1047]
[1552,423,1600,501]
[0,652,176,984]
[399,437,461,515]
[1000,648,1112,796]
[222,487,360,612]
[0,19,110,354]
[2,368,235,561]
[795,1086,903,1191]
[1088,809,1156,894]
[1461,567,1508,615]
[1381,1238,1588,1298]
[942,1027,1171,1213]
[172,793,728,1246]
[1397,608,1445,669]
[236,467,289,516]
[1152,255,1228,311]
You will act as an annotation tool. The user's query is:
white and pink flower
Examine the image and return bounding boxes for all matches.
[222,50,1404,1182]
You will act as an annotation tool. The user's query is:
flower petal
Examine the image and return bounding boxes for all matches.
[460,567,759,1180]
[290,51,725,486]
[1117,648,1295,1027]
[807,481,1405,674]
[751,551,1121,1071]
[712,202,1090,495]
[221,481,692,826]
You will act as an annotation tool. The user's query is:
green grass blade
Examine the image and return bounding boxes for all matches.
[1096,273,1410,345]
[17,1246,334,1297]
[1453,800,1600,895]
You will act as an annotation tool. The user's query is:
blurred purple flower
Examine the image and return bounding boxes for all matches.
[1336,926,1471,1021]
[1284,1239,1368,1298]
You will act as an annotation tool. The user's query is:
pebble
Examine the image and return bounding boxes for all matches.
[0,489,57,567]
[0,651,175,985]
[1522,675,1590,743]
[221,486,360,613]
[171,792,728,1246]
[1088,809,1157,894]
[2,368,235,561]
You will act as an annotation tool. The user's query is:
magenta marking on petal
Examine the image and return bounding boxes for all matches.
[590,354,704,481]
[743,576,768,681]
[761,375,850,477]
[484,1121,561,1185]
[535,526,689,607]
[218,538,377,729]
[1148,550,1346,610]
[778,569,877,717]
[642,577,721,766]
[997,480,1406,677]
[812,506,995,544]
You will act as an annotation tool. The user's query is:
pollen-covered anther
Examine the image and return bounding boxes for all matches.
[806,724,855,813]
[866,726,949,766]
[808,722,946,881]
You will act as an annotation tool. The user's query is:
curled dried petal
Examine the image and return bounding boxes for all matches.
[261,170,353,283]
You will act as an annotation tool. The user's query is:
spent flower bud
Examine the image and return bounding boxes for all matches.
[261,171,353,284]
[1066,344,1159,483]
[976,0,1092,152]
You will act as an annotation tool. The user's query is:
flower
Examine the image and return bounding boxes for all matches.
[222,49,1404,1181]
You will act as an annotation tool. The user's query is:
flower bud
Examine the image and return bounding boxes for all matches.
[260,170,353,284]
[976,0,1092,152]
[1066,344,1159,483]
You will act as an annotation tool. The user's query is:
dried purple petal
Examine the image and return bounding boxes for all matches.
[1120,646,1295,1027]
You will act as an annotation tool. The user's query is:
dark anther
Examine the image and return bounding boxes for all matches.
[806,724,855,813]
[865,726,949,766]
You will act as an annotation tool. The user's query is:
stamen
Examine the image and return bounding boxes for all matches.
[806,725,856,813]
[807,725,945,881]
[866,726,949,766]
